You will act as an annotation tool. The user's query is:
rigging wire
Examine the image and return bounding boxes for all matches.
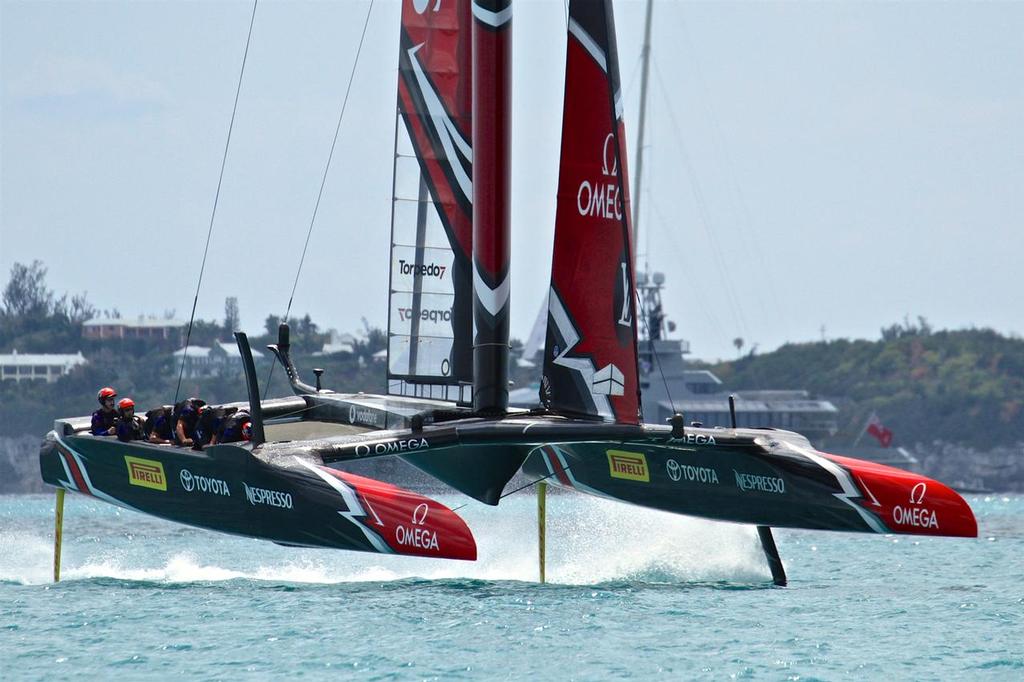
[636,288,677,415]
[647,195,729,345]
[262,0,376,399]
[651,57,750,342]
[674,16,786,327]
[174,0,259,405]
[450,465,569,513]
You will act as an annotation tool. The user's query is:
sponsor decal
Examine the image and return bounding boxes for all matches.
[243,483,293,509]
[398,307,452,324]
[179,469,230,497]
[577,133,624,220]
[125,456,167,491]
[348,405,385,428]
[666,459,720,485]
[354,437,429,457]
[668,433,717,446]
[733,470,785,495]
[892,505,939,529]
[607,450,649,482]
[398,259,447,280]
[892,481,939,529]
[394,502,440,551]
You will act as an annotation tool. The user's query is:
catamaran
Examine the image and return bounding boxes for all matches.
[40,0,976,586]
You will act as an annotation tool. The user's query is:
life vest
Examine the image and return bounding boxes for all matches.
[116,415,145,442]
[172,398,206,445]
[194,406,233,449]
[90,409,117,436]
[144,406,173,440]
[217,410,252,443]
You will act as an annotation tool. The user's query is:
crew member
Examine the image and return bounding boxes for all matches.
[115,398,144,442]
[173,397,205,447]
[192,405,227,450]
[91,387,118,436]
[144,406,174,445]
[211,408,252,445]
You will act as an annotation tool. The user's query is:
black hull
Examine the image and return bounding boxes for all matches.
[39,432,476,560]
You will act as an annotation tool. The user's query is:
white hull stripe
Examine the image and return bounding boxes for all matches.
[535,445,611,500]
[54,435,144,512]
[472,1,512,27]
[474,264,510,316]
[568,17,607,73]
[293,457,393,554]
[790,444,889,534]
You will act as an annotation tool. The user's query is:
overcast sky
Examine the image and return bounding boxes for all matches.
[2,0,1021,361]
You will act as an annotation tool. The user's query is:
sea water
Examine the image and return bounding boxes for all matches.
[1,492,1021,679]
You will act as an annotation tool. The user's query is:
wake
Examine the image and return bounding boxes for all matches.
[0,494,771,586]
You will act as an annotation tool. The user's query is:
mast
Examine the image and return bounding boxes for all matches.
[471,0,512,415]
[632,0,653,272]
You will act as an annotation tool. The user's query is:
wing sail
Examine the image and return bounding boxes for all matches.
[541,0,641,424]
[388,0,474,404]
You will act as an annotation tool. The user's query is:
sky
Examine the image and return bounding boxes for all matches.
[2,0,1022,361]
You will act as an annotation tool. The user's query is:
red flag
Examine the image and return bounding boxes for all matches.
[866,413,894,448]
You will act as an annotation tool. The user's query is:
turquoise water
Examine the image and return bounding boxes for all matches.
[2,492,1021,679]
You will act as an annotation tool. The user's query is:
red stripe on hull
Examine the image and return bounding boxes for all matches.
[59,448,91,495]
[545,446,573,488]
[322,468,477,561]
[825,453,977,538]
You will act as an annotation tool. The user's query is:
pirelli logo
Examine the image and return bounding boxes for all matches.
[125,456,167,491]
[607,450,649,483]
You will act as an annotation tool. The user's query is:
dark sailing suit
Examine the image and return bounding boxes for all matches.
[145,408,173,441]
[216,411,252,444]
[173,401,201,446]
[116,415,145,442]
[91,409,117,436]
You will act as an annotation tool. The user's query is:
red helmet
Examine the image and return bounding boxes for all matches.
[97,387,117,402]
[118,398,135,411]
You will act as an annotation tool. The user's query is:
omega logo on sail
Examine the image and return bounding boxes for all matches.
[577,133,623,220]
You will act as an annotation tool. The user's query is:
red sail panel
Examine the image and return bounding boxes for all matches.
[541,0,641,424]
[389,0,474,403]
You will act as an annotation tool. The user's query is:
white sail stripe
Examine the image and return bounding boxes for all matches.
[407,44,473,203]
[471,1,512,27]
[614,88,623,120]
[293,457,393,554]
[548,288,613,419]
[567,18,607,73]
[788,444,890,534]
[473,264,510,316]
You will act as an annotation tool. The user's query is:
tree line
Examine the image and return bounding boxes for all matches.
[3,260,1023,449]
[699,318,1024,449]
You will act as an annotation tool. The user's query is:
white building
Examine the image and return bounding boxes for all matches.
[0,349,87,384]
[83,316,188,343]
[315,330,357,356]
[172,342,264,378]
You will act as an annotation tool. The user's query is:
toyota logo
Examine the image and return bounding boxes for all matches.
[179,469,195,492]
[666,459,682,482]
